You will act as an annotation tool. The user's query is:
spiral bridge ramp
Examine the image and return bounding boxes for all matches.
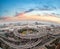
[0,25,60,49]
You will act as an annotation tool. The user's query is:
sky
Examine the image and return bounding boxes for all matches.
[0,0,60,17]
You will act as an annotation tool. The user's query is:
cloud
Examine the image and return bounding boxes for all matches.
[0,17,6,20]
[0,13,60,24]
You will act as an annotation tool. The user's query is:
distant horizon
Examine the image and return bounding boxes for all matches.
[0,20,60,26]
